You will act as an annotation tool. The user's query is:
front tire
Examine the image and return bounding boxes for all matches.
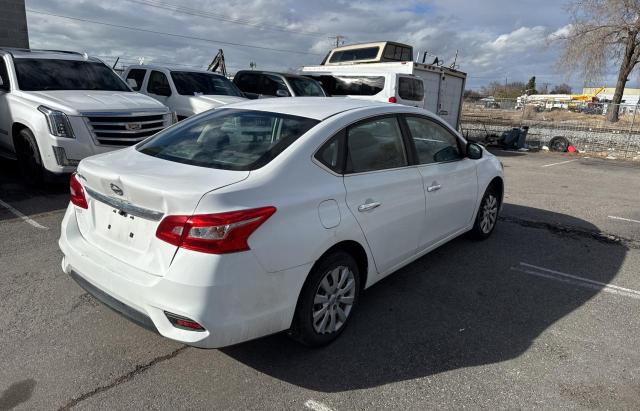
[15,128,45,186]
[289,251,360,347]
[470,186,500,240]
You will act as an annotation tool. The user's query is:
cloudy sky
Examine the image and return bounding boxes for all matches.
[24,0,617,91]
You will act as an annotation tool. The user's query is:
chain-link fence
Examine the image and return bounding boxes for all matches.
[461,98,640,160]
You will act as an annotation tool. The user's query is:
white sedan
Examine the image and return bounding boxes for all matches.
[59,97,503,348]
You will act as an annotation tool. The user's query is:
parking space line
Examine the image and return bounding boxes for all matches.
[512,262,640,300]
[541,159,579,168]
[608,215,640,224]
[0,198,48,230]
[305,400,335,411]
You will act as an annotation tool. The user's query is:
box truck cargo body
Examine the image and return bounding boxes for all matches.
[302,61,466,129]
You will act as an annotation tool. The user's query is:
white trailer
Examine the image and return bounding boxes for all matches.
[302,61,467,129]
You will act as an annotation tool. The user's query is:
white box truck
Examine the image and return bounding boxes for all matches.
[302,42,467,129]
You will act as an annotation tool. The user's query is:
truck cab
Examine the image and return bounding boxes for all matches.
[0,48,172,183]
[122,65,246,120]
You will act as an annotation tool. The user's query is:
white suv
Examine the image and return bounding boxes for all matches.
[0,49,173,183]
[122,65,246,121]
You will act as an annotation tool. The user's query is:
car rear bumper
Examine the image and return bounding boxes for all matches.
[58,204,311,348]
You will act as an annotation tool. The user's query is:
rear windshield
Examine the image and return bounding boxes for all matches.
[285,76,325,96]
[170,71,243,96]
[137,109,319,171]
[312,75,385,96]
[14,58,130,92]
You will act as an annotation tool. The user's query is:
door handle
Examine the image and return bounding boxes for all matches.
[358,202,381,212]
[427,184,442,192]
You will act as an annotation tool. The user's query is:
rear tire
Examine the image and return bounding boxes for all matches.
[549,136,570,152]
[289,251,361,347]
[470,186,500,240]
[15,128,45,186]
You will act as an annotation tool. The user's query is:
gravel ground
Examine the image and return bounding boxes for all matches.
[0,150,639,410]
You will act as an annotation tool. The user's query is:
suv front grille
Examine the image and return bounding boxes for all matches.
[86,114,166,146]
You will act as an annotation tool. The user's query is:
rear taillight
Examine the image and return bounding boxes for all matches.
[70,173,88,209]
[388,96,397,103]
[156,206,276,254]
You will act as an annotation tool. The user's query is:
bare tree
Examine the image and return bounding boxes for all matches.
[551,83,573,94]
[481,81,526,99]
[558,0,640,122]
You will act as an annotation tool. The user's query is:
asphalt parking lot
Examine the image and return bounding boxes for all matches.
[1,150,639,410]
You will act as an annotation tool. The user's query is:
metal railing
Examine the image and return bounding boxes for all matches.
[461,98,640,160]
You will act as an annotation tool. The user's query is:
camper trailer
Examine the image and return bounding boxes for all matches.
[304,42,466,128]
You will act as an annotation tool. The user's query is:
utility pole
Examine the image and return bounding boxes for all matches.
[329,35,346,47]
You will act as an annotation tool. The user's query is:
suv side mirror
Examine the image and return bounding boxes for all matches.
[0,75,7,91]
[126,78,138,89]
[466,142,483,160]
[276,89,290,97]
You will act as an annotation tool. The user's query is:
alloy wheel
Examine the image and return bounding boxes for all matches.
[312,265,356,334]
[480,194,498,234]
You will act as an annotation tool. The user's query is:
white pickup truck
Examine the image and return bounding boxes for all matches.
[0,49,173,184]
[122,65,246,120]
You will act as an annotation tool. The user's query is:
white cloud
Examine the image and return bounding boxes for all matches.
[24,0,593,89]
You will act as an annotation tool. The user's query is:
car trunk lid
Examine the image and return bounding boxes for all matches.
[74,148,249,276]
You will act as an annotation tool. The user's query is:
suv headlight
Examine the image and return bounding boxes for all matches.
[38,106,75,138]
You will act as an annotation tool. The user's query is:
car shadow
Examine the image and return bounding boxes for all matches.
[485,148,529,157]
[0,159,68,221]
[221,204,626,392]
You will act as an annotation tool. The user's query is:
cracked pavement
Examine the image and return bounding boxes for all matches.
[1,151,639,410]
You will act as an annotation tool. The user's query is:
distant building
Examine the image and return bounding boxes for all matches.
[0,0,29,48]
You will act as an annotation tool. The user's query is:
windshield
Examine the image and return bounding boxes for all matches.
[285,76,325,97]
[14,58,130,92]
[170,71,243,96]
[137,109,319,171]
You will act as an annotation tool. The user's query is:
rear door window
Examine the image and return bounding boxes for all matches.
[405,116,462,164]
[260,74,289,96]
[346,117,407,173]
[125,69,146,91]
[398,77,424,101]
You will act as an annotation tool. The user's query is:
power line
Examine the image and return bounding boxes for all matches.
[26,9,324,56]
[125,0,326,38]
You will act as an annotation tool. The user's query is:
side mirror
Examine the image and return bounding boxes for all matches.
[0,75,7,91]
[126,78,138,89]
[276,89,290,97]
[466,142,483,160]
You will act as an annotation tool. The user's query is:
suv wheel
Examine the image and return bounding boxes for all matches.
[289,251,360,347]
[15,128,45,186]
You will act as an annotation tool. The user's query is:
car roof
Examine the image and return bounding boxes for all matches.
[0,48,99,62]
[126,65,226,76]
[234,70,312,79]
[221,97,406,120]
